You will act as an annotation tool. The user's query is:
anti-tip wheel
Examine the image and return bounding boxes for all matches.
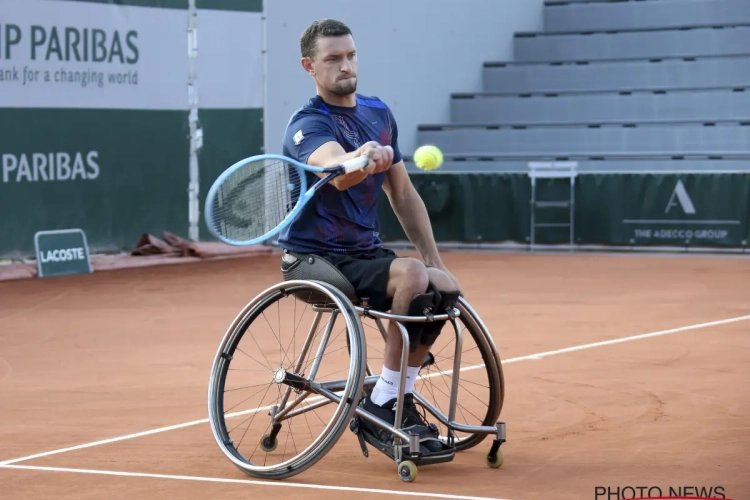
[485,448,503,469]
[398,460,418,482]
[260,434,278,453]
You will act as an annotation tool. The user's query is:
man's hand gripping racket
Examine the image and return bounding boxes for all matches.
[204,152,372,246]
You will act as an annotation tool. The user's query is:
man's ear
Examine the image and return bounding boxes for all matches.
[301,57,314,75]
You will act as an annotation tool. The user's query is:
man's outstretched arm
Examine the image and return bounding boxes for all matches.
[308,141,392,191]
[283,112,392,191]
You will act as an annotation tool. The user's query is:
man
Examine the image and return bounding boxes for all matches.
[278,18,461,458]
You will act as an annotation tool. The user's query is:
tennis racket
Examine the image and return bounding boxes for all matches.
[204,153,371,246]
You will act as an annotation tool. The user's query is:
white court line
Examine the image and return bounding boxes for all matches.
[1,313,748,468]
[0,464,514,500]
[500,314,750,365]
[0,406,276,467]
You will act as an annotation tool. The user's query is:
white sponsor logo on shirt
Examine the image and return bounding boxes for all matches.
[293,129,304,145]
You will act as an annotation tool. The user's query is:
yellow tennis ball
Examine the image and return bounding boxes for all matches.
[413,145,443,171]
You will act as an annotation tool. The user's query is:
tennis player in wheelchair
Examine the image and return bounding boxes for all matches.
[277,18,462,462]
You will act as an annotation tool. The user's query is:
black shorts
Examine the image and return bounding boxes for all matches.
[315,247,399,311]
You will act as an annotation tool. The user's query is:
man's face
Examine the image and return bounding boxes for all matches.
[308,35,358,96]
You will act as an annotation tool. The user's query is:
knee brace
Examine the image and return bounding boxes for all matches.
[420,284,460,347]
[405,292,437,352]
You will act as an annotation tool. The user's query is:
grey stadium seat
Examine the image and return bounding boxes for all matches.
[450,88,750,125]
[415,124,750,156]
[404,158,750,174]
[544,0,750,33]
[514,25,750,62]
[482,55,750,94]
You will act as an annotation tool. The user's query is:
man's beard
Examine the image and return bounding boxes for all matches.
[330,76,357,96]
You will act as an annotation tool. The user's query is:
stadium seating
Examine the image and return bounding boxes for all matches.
[414,0,750,170]
[514,26,750,63]
[544,0,750,32]
[450,88,750,125]
[482,56,750,94]
[417,124,750,156]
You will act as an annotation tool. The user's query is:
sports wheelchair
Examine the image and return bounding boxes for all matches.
[207,250,507,483]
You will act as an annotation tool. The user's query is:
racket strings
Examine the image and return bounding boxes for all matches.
[209,158,303,243]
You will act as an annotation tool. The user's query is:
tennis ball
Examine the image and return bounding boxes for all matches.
[413,145,443,171]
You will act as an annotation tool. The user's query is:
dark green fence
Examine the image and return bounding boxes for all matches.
[378,173,750,249]
[0,108,262,259]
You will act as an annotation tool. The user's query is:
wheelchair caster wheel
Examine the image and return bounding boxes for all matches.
[398,460,417,483]
[485,448,503,469]
[260,434,278,453]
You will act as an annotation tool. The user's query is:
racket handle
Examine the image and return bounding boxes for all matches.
[341,155,370,173]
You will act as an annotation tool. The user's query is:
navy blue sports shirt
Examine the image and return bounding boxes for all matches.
[277,94,403,254]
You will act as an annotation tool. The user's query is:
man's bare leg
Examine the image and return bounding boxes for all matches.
[369,261,458,406]
[408,267,459,369]
[367,258,427,406]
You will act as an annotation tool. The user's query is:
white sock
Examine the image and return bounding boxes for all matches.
[405,366,421,394]
[371,365,422,406]
[371,366,401,406]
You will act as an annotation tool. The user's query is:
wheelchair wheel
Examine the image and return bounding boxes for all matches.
[208,280,367,480]
[450,297,504,450]
[361,296,504,452]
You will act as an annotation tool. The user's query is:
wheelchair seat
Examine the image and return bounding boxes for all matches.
[280,249,360,306]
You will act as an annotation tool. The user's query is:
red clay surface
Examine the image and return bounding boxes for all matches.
[1,251,749,500]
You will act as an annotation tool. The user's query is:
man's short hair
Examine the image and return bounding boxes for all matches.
[301,19,352,60]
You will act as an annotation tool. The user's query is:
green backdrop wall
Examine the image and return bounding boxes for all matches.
[377,172,750,249]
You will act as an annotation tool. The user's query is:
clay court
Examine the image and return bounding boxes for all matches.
[1,250,748,500]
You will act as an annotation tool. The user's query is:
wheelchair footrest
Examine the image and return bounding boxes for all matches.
[349,416,456,466]
[403,447,456,467]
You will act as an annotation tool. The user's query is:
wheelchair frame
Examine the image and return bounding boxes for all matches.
[208,278,507,483]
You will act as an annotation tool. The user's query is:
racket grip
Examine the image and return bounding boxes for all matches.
[341,155,370,173]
